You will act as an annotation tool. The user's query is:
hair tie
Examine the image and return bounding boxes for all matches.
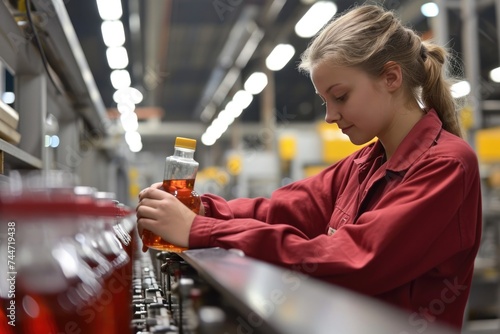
[420,45,428,61]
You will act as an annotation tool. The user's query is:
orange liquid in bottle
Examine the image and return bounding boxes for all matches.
[15,281,102,334]
[142,179,200,252]
[0,299,14,334]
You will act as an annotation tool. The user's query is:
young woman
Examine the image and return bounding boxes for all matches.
[137,5,482,329]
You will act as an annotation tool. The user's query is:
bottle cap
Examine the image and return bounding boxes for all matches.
[175,137,196,150]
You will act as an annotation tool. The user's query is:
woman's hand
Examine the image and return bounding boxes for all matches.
[136,183,196,249]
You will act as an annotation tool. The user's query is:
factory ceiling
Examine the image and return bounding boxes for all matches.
[47,0,500,147]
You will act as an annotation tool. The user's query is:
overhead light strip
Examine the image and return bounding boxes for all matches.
[96,0,123,20]
[96,0,143,152]
[295,1,337,38]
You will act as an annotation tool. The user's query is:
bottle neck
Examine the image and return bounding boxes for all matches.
[174,147,195,159]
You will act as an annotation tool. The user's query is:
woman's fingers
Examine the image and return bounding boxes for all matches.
[137,216,159,230]
[135,184,195,249]
[151,182,163,189]
[137,197,166,210]
[139,187,171,201]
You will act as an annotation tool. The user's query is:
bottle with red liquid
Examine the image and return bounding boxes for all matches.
[91,191,133,334]
[142,137,201,252]
[0,171,104,334]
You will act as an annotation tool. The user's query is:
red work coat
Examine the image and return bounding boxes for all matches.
[189,110,482,329]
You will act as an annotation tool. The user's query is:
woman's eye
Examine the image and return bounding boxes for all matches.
[335,94,347,102]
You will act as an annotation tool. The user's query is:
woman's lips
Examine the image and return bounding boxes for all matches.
[341,125,353,134]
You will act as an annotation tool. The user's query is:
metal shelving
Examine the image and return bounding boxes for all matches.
[0,140,42,173]
[0,0,110,175]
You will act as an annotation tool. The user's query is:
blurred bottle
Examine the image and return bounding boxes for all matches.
[114,202,137,261]
[91,191,133,334]
[142,137,201,252]
[0,171,103,334]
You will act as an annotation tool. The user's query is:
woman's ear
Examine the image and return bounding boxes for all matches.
[382,61,403,92]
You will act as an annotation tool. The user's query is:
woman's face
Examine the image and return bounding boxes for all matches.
[310,62,395,145]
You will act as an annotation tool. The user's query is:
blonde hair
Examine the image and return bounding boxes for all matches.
[299,4,463,138]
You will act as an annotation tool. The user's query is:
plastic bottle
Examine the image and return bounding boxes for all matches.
[142,137,201,252]
[0,171,104,334]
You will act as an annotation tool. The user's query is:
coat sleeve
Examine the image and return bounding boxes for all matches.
[314,153,481,295]
[194,152,358,240]
[200,194,271,222]
[190,150,481,296]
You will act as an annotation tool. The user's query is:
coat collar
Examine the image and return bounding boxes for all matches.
[354,109,443,172]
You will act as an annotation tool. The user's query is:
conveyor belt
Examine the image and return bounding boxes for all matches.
[131,247,457,334]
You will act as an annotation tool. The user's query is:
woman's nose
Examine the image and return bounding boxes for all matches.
[325,105,342,124]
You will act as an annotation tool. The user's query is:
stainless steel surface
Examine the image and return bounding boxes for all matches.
[181,247,457,334]
[0,0,43,75]
[31,0,109,137]
[0,138,43,170]
[15,73,47,167]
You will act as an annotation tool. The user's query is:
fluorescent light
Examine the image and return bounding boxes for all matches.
[125,131,142,152]
[211,118,229,134]
[101,21,126,47]
[295,1,337,38]
[205,125,223,141]
[110,70,131,89]
[225,101,243,118]
[244,72,268,95]
[129,143,142,152]
[421,2,439,18]
[217,109,235,125]
[129,141,143,152]
[106,46,129,69]
[50,135,60,148]
[266,44,295,71]
[451,80,471,98]
[232,90,253,109]
[121,111,138,132]
[96,0,123,20]
[44,135,61,148]
[490,67,500,82]
[113,87,143,104]
[117,101,135,114]
[125,130,141,146]
[2,92,15,104]
[201,133,216,146]
[205,125,217,136]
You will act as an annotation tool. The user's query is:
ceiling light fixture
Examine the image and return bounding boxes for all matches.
[295,1,337,38]
[2,92,15,104]
[266,44,295,71]
[232,90,253,110]
[96,0,123,20]
[101,20,126,47]
[110,70,131,90]
[217,109,236,125]
[489,67,500,82]
[225,101,244,118]
[129,141,143,153]
[421,2,439,18]
[125,130,142,152]
[201,133,217,146]
[451,80,471,98]
[106,46,129,69]
[117,101,135,114]
[120,112,139,132]
[244,72,268,95]
[113,87,144,104]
